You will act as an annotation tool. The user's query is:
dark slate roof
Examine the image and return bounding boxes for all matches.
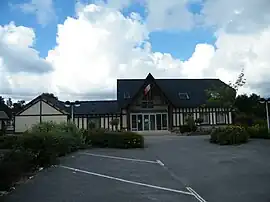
[41,95,68,113]
[0,103,12,119]
[41,94,119,115]
[117,73,231,108]
[73,100,119,115]
[0,111,9,120]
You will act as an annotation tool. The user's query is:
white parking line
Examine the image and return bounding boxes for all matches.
[186,187,207,202]
[156,160,165,166]
[80,152,159,164]
[59,165,193,196]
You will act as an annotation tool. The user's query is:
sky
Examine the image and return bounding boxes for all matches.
[0,0,270,102]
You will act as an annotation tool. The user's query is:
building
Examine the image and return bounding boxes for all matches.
[0,103,13,133]
[14,73,233,133]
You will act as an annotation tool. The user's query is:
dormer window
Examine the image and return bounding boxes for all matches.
[124,92,130,99]
[178,93,189,100]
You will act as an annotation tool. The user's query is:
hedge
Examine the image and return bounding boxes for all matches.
[0,135,20,150]
[0,149,36,191]
[246,124,270,139]
[84,129,144,149]
[210,125,249,145]
[179,125,197,133]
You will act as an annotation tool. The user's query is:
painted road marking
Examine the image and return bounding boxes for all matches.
[186,187,207,202]
[80,152,159,164]
[59,165,193,196]
[156,160,165,166]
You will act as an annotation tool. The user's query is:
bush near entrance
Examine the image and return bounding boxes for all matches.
[210,125,249,145]
[210,123,270,145]
[246,124,270,139]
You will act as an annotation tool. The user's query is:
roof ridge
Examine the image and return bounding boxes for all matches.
[117,78,221,81]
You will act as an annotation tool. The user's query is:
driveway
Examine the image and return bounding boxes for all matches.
[3,135,270,202]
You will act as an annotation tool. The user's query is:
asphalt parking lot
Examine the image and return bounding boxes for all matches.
[3,135,270,202]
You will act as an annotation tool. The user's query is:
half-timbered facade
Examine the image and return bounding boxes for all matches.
[117,73,233,131]
[14,73,233,133]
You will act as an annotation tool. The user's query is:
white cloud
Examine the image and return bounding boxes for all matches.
[17,0,56,26]
[145,0,195,31]
[206,28,270,96]
[0,22,53,98]
[200,0,270,33]
[2,1,270,101]
[91,0,196,31]
[0,22,53,74]
[46,4,188,101]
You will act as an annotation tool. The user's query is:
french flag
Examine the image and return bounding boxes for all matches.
[144,84,151,96]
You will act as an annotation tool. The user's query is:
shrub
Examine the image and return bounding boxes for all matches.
[234,113,254,127]
[0,149,35,191]
[110,119,119,130]
[0,135,20,149]
[18,131,83,166]
[253,119,267,127]
[0,122,85,192]
[30,121,84,145]
[88,121,96,130]
[180,124,197,133]
[246,124,270,139]
[210,125,249,145]
[195,118,204,125]
[88,131,144,149]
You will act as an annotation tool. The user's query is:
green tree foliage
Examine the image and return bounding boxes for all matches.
[6,98,12,108]
[235,93,265,119]
[0,96,5,104]
[205,69,246,108]
[42,93,58,100]
[12,100,26,113]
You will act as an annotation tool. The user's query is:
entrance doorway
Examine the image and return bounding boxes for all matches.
[130,113,168,131]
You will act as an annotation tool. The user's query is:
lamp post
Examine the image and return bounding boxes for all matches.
[259,98,270,133]
[64,100,80,123]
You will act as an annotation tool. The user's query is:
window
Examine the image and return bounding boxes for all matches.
[199,113,210,124]
[124,92,130,99]
[178,93,189,100]
[216,112,226,124]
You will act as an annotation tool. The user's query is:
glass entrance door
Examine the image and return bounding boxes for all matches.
[130,113,168,131]
[150,115,155,130]
[143,114,149,130]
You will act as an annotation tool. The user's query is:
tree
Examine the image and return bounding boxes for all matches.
[42,93,58,100]
[235,93,265,119]
[205,69,246,108]
[12,100,26,113]
[6,98,12,108]
[0,96,5,104]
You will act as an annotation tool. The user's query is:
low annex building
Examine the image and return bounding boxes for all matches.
[0,103,12,133]
[14,73,233,133]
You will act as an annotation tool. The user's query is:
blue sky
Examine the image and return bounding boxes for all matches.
[0,0,216,60]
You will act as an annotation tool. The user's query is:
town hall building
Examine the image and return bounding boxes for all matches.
[14,73,233,133]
